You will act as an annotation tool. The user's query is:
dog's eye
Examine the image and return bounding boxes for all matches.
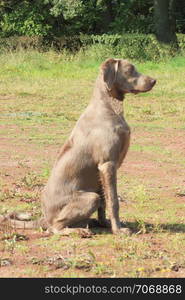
[125,65,134,75]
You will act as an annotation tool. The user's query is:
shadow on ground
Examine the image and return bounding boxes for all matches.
[125,221,185,234]
[88,219,185,235]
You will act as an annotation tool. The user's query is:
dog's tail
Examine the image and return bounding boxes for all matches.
[0,212,47,230]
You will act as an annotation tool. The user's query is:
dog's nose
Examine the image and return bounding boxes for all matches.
[151,79,156,86]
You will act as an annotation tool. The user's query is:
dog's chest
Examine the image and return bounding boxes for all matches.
[114,119,131,167]
[113,116,130,137]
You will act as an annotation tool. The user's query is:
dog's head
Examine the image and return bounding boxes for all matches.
[101,58,156,100]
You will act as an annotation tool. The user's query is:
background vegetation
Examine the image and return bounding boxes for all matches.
[0,0,185,37]
[0,0,185,57]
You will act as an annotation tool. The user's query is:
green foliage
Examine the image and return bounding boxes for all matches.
[0,0,184,38]
[177,33,185,51]
[80,33,185,61]
[1,33,185,61]
[0,1,184,60]
[45,0,83,19]
[0,36,44,51]
[0,1,52,37]
[109,0,154,34]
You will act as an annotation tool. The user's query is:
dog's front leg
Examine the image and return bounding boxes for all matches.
[98,161,131,235]
[98,161,121,234]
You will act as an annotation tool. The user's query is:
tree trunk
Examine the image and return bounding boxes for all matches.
[91,0,98,33]
[104,0,114,23]
[101,0,114,32]
[154,0,178,46]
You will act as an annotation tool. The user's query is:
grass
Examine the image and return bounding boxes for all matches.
[0,49,185,277]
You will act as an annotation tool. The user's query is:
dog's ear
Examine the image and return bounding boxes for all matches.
[101,58,119,90]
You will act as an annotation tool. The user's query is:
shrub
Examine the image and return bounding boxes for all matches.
[0,36,44,52]
[0,33,185,61]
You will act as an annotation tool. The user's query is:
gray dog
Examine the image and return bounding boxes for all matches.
[0,58,156,235]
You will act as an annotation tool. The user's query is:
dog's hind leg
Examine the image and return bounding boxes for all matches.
[50,191,100,234]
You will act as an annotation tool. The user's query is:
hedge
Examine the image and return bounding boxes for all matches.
[0,34,185,61]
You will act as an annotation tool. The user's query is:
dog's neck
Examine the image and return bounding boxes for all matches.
[108,85,125,116]
[109,97,124,116]
[92,77,125,117]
